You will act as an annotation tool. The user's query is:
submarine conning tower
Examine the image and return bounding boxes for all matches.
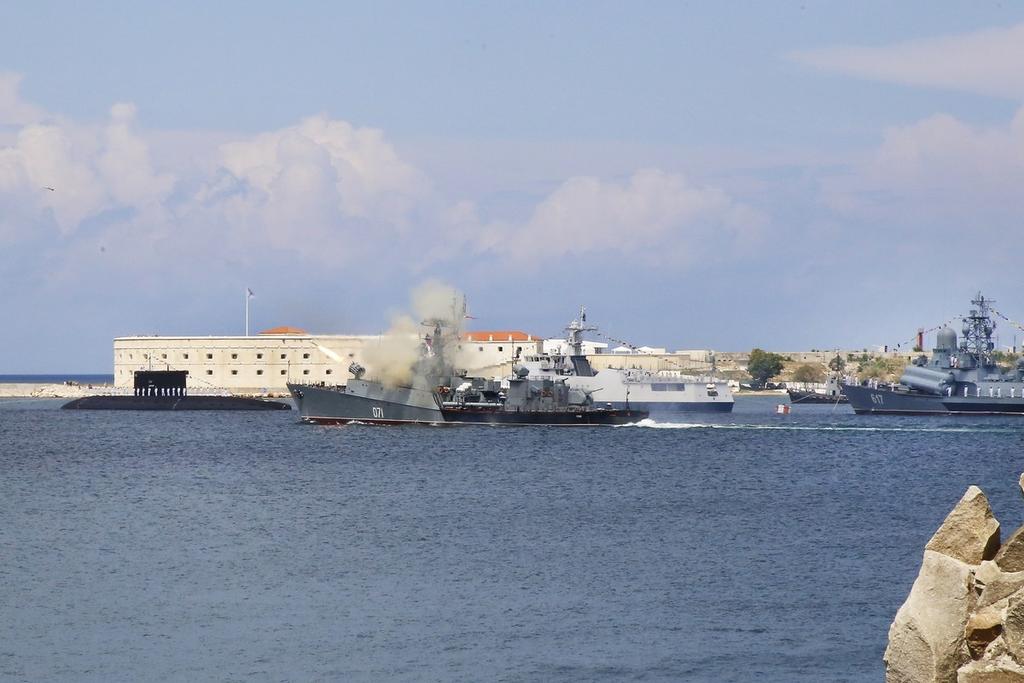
[134,370,188,397]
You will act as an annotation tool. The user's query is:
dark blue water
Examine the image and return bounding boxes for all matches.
[2,396,1022,681]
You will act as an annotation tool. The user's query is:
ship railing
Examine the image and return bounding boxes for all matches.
[88,386,245,397]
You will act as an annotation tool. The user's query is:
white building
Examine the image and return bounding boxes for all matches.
[113,327,543,394]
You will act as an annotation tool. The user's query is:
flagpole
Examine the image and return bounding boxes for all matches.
[245,288,250,337]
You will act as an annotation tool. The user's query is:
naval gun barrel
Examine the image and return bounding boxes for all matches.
[900,365,955,395]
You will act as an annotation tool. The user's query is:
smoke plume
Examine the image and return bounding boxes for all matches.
[360,281,466,386]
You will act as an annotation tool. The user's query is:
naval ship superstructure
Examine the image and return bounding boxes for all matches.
[288,316,457,425]
[517,309,734,413]
[844,293,1024,415]
[287,303,649,426]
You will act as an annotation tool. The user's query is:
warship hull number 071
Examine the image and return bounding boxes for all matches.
[844,293,1024,415]
[287,306,658,426]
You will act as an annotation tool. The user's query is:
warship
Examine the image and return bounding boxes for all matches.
[518,308,733,413]
[288,315,457,425]
[287,304,647,426]
[437,370,646,425]
[844,294,1024,415]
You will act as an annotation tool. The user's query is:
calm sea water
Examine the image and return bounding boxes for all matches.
[0,374,114,384]
[2,396,1023,682]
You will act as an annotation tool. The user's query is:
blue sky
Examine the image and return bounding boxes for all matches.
[3,1,1024,371]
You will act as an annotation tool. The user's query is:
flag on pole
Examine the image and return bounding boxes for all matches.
[247,288,255,299]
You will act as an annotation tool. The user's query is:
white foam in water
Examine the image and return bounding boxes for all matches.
[619,417,1014,434]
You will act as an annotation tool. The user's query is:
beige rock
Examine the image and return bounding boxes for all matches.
[926,486,1001,565]
[957,655,1024,682]
[966,607,1005,659]
[1001,593,1024,660]
[1019,473,1024,501]
[978,561,1005,587]
[994,527,1024,573]
[979,570,1024,610]
[885,550,977,683]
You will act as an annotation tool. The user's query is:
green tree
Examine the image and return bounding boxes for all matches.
[747,348,785,388]
[828,354,846,372]
[857,357,905,382]
[792,364,824,384]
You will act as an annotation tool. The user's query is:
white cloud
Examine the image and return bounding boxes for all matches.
[220,114,430,227]
[0,74,762,284]
[790,22,1024,100]
[822,106,1024,223]
[466,169,762,265]
[0,72,45,125]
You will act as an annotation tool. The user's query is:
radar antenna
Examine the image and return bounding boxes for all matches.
[564,305,598,357]
[961,292,996,366]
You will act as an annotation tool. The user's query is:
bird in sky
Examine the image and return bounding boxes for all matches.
[42,186,55,191]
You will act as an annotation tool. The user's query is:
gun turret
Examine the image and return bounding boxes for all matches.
[348,362,366,379]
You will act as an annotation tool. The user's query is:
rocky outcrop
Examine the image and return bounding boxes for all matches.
[925,487,1001,565]
[885,551,976,682]
[995,529,1024,573]
[886,479,1024,683]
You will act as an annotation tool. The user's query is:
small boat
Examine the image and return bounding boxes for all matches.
[786,361,848,404]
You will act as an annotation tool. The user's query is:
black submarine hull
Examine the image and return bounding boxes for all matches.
[62,396,292,411]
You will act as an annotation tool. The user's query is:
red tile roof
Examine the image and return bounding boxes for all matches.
[258,326,308,335]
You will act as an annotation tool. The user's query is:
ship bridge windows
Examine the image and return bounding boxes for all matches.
[652,382,687,391]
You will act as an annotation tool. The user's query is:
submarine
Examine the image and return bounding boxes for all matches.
[62,370,291,411]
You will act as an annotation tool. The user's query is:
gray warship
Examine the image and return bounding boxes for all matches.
[518,308,733,413]
[287,308,647,426]
[844,293,1024,415]
[288,316,457,425]
[437,371,646,425]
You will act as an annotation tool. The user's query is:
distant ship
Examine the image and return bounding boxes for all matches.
[518,308,734,413]
[287,303,648,426]
[844,293,1024,415]
[786,356,849,405]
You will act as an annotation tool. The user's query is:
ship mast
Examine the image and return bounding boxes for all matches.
[565,305,598,357]
[960,292,996,366]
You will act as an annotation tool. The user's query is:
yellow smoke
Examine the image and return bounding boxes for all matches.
[361,281,466,387]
